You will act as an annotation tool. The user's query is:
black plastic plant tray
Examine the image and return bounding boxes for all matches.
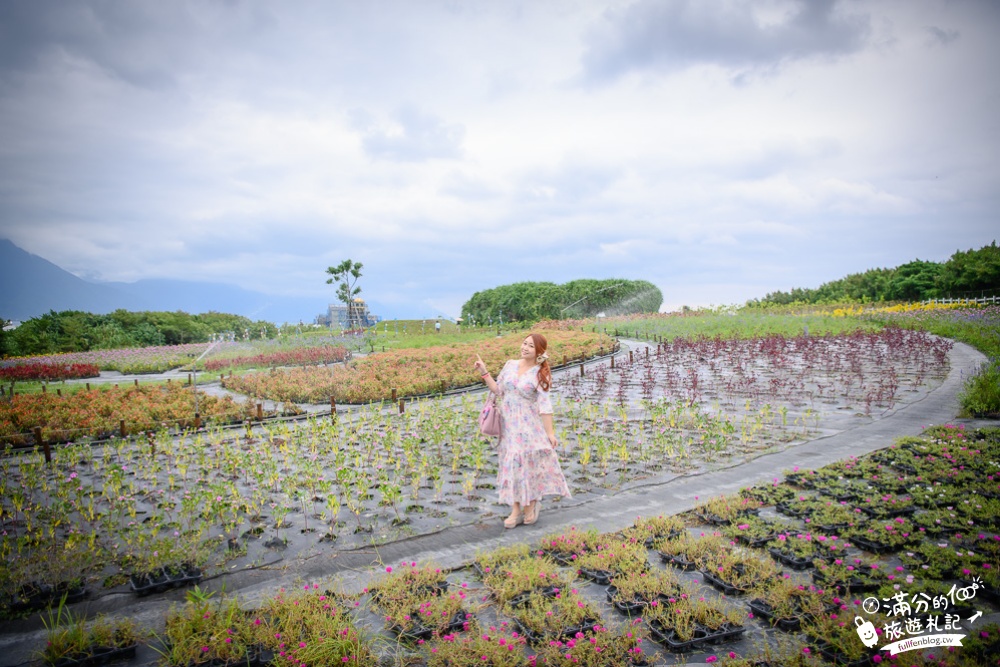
[767,547,814,570]
[648,620,745,652]
[859,505,917,519]
[700,570,751,596]
[9,581,87,613]
[848,536,902,555]
[578,567,614,585]
[643,530,682,548]
[512,618,600,644]
[130,564,202,596]
[659,552,697,571]
[747,598,801,632]
[605,586,673,615]
[507,585,562,608]
[52,644,137,667]
[811,571,882,595]
[391,610,469,642]
[735,533,776,548]
[808,638,871,667]
[541,550,579,566]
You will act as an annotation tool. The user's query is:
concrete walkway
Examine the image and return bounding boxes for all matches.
[0,341,992,667]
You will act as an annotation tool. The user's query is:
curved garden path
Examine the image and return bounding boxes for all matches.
[0,340,992,667]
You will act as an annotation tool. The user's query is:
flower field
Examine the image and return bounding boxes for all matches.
[221,330,615,404]
[202,344,348,372]
[0,343,231,375]
[0,383,298,443]
[0,362,100,382]
[13,424,1000,666]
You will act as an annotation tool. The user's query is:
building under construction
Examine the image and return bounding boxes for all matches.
[317,298,378,330]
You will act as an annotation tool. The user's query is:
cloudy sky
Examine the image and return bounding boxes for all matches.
[1,0,998,319]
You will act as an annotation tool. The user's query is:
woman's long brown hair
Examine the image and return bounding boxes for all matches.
[531,333,552,392]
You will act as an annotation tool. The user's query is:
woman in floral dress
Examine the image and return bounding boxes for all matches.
[475,333,571,528]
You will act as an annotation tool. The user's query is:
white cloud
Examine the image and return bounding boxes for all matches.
[0,0,998,317]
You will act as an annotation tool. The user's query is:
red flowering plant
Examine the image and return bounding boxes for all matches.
[157,594,257,667]
[531,622,650,667]
[252,585,377,667]
[423,623,527,667]
[482,555,574,606]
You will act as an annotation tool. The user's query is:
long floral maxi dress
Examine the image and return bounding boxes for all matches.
[495,360,572,506]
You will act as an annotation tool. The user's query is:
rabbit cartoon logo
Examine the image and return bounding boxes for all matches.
[855,616,878,649]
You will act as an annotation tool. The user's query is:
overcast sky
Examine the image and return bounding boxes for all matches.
[1,0,998,319]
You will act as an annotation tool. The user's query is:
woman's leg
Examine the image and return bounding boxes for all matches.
[524,499,539,524]
[504,502,523,528]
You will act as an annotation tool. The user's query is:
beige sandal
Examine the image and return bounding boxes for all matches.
[504,511,523,529]
[523,501,540,525]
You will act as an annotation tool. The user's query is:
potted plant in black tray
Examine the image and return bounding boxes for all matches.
[803,610,889,667]
[482,555,572,606]
[739,482,795,506]
[38,601,144,667]
[472,543,531,580]
[700,550,782,597]
[622,514,684,548]
[252,586,378,667]
[531,623,651,667]
[605,569,682,616]
[11,578,88,614]
[383,594,471,642]
[658,534,730,571]
[575,540,647,585]
[421,624,528,667]
[842,517,920,554]
[644,597,742,652]
[812,557,887,595]
[723,516,794,548]
[537,528,602,566]
[746,580,831,633]
[157,591,261,667]
[766,533,820,570]
[507,590,601,643]
[690,495,762,526]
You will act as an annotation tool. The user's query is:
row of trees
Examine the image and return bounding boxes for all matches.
[461,279,663,324]
[1,310,278,358]
[748,242,1000,306]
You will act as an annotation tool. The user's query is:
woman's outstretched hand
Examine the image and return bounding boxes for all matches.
[548,433,558,449]
[474,353,487,375]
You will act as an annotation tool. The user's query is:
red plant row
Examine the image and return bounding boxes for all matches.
[203,346,348,372]
[0,362,101,382]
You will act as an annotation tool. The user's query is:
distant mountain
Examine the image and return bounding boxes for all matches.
[0,239,326,324]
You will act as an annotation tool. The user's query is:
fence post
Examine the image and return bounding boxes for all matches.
[611,356,615,369]
[120,420,127,438]
[41,384,46,395]
[398,398,405,414]
[35,427,50,463]
[330,396,336,421]
[188,373,193,386]
[629,351,634,364]
[256,403,263,421]
[391,388,398,403]
[563,355,568,366]
[56,388,61,397]
[134,379,139,387]
[580,363,585,377]
[86,383,91,391]
[194,413,201,430]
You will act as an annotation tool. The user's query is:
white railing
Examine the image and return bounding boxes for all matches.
[920,295,1000,305]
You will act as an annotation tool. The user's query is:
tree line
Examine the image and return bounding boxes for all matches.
[1,310,278,358]
[746,242,1000,306]
[461,279,663,324]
